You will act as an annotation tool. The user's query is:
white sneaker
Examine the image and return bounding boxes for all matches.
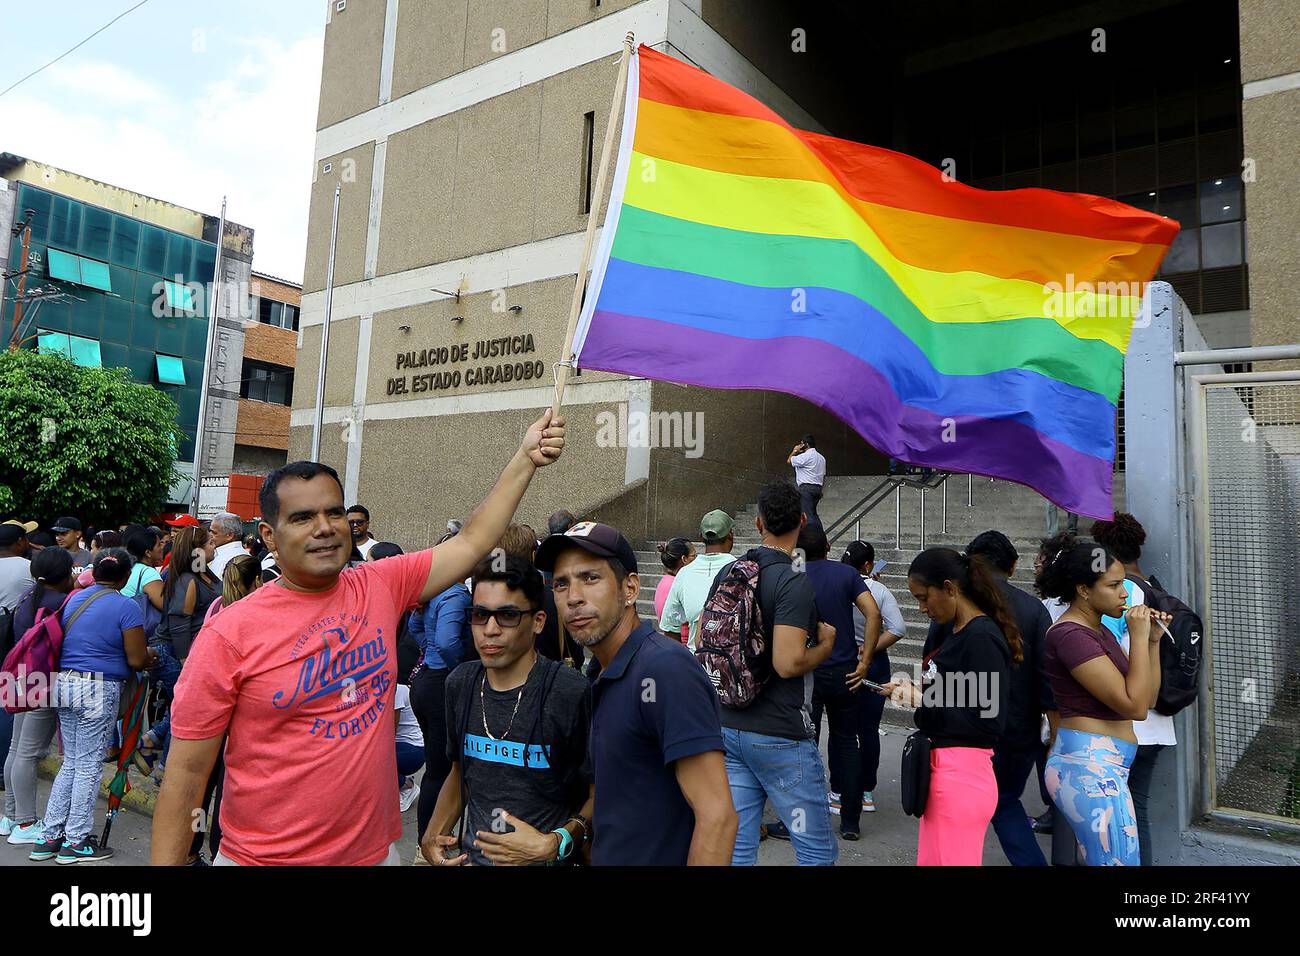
[863,792,877,813]
[399,781,420,813]
[828,791,841,816]
[0,816,12,837]
[7,821,45,845]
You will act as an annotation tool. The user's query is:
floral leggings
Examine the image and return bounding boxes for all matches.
[1044,728,1140,866]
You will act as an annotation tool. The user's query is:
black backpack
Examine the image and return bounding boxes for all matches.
[1129,573,1203,716]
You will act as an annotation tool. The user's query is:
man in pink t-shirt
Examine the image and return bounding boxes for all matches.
[150,411,566,866]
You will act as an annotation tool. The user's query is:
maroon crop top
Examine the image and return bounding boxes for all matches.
[1043,621,1131,721]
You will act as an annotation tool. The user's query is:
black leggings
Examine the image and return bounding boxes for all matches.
[409,667,452,841]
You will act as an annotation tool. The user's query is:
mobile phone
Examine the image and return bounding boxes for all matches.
[871,559,887,577]
[857,679,887,693]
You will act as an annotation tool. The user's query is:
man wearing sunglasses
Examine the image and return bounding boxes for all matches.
[422,554,594,866]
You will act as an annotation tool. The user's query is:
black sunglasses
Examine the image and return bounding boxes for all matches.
[470,605,538,627]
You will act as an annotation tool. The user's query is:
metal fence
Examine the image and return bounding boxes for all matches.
[1195,375,1300,822]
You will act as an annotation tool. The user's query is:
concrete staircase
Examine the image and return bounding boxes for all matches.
[634,472,1124,729]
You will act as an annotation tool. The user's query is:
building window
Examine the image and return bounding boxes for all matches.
[36,329,102,368]
[155,353,186,386]
[240,360,294,406]
[581,110,595,214]
[45,248,112,292]
[164,279,196,313]
[256,297,300,330]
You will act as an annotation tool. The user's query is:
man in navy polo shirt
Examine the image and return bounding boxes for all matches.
[536,522,736,866]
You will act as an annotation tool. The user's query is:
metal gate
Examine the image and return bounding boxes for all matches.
[1192,373,1300,823]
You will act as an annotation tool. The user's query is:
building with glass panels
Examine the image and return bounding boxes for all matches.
[0,154,284,511]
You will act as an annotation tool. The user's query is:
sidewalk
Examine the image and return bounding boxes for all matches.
[2,728,1051,866]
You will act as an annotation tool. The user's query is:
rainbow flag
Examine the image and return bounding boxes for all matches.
[573,46,1179,519]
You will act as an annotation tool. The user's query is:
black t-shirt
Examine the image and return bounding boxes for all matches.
[923,579,1053,749]
[915,614,1011,749]
[716,547,819,741]
[444,657,592,866]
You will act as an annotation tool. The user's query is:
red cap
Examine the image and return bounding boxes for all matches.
[166,514,201,528]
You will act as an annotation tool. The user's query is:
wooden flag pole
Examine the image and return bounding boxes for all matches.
[552,31,635,416]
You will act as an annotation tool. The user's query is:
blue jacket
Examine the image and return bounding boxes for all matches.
[410,582,471,670]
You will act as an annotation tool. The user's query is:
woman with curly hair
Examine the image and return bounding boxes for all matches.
[1087,513,1176,866]
[1035,539,1170,866]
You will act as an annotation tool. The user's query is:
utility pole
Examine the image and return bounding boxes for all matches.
[191,198,227,515]
[8,209,34,350]
[310,184,341,461]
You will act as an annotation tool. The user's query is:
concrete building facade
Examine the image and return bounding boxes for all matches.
[298,0,1293,548]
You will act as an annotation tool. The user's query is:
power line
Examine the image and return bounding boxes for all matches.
[0,0,154,100]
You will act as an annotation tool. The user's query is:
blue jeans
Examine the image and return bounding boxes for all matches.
[395,742,425,782]
[990,745,1047,866]
[43,673,123,844]
[148,642,184,758]
[723,727,838,866]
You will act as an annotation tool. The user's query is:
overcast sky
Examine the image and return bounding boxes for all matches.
[0,0,325,282]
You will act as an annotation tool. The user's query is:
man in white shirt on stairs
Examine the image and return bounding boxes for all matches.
[788,435,827,528]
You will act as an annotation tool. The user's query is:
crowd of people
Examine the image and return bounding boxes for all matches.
[0,411,1185,866]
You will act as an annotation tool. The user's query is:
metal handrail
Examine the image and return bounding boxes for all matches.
[832,470,956,546]
[826,471,979,550]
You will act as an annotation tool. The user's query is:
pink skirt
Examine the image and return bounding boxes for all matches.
[917,746,997,866]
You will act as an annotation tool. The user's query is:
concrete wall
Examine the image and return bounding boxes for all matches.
[303,145,375,294]
[1239,0,1300,359]
[0,182,15,317]
[316,0,386,129]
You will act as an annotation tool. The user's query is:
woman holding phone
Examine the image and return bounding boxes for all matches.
[879,548,1020,865]
[1035,540,1169,866]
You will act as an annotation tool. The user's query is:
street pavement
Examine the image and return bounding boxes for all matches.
[1,723,1051,867]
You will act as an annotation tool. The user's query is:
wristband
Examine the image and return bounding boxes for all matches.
[552,826,574,861]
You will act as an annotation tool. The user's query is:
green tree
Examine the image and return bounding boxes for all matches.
[0,349,183,525]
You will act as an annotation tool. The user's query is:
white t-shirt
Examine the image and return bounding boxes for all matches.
[393,684,425,749]
[1105,581,1177,746]
[0,555,33,611]
[659,552,737,650]
[791,449,826,486]
[357,537,378,559]
[210,540,247,579]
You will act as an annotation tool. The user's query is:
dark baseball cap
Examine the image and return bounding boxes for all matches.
[0,524,26,547]
[50,517,82,533]
[534,521,638,576]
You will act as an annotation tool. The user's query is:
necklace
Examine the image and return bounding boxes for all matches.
[480,655,537,741]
